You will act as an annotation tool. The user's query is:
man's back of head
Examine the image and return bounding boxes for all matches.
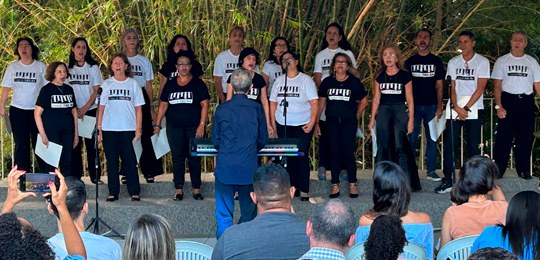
[310,199,356,249]
[252,164,292,210]
[230,68,252,94]
[51,177,86,221]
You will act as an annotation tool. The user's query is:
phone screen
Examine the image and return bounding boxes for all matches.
[23,173,57,192]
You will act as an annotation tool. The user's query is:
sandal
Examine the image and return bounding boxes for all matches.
[106,195,118,202]
[131,195,141,201]
[173,189,184,201]
[349,183,358,198]
[329,184,340,198]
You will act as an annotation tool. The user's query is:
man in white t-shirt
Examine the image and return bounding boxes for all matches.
[436,31,490,193]
[492,31,540,179]
[47,178,121,260]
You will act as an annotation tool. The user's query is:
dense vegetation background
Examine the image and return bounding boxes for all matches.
[0,0,539,174]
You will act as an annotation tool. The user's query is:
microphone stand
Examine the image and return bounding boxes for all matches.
[281,63,289,167]
[85,87,123,238]
[446,76,457,184]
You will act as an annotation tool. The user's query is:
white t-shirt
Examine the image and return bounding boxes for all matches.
[269,72,318,126]
[99,77,145,131]
[446,53,490,109]
[48,231,122,260]
[213,49,240,93]
[127,54,154,88]
[68,62,103,109]
[1,60,47,110]
[492,53,540,95]
[313,47,357,80]
[262,60,284,96]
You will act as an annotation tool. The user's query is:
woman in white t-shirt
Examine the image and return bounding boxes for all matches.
[97,53,145,202]
[120,28,163,183]
[269,51,318,201]
[213,26,245,103]
[67,37,104,183]
[313,22,357,181]
[262,37,290,97]
[0,37,47,174]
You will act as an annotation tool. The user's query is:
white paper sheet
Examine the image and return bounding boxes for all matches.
[356,127,365,139]
[35,134,63,168]
[445,96,478,120]
[132,138,142,163]
[371,124,377,155]
[428,115,447,141]
[77,116,96,139]
[151,128,171,159]
[3,113,11,135]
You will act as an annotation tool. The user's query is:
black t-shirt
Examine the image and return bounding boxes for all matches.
[160,77,210,128]
[159,59,204,79]
[35,83,77,130]
[226,72,266,103]
[405,53,445,105]
[319,76,367,118]
[376,69,412,104]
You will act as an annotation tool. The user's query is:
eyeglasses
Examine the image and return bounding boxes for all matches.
[176,62,191,67]
[464,61,469,70]
[382,53,397,57]
[335,60,348,65]
[275,44,287,49]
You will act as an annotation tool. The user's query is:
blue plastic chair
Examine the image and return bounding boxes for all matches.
[175,240,213,260]
[346,241,427,260]
[436,235,479,260]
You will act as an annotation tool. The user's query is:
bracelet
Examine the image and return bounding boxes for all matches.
[200,121,205,125]
[152,125,162,129]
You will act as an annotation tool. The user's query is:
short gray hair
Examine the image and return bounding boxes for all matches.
[311,199,356,247]
[123,213,175,260]
[230,68,252,94]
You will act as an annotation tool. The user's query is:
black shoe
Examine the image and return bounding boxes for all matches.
[106,195,118,202]
[329,184,340,198]
[173,193,184,201]
[300,192,309,201]
[519,172,533,180]
[91,179,104,185]
[294,190,300,197]
[193,193,204,200]
[121,176,127,184]
[300,196,309,201]
[145,177,155,183]
[131,195,141,201]
[434,181,452,194]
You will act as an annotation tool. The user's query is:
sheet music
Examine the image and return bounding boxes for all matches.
[371,124,377,155]
[77,116,96,139]
[35,134,63,168]
[428,115,447,141]
[445,96,478,120]
[151,128,171,159]
[3,113,11,135]
[132,137,142,163]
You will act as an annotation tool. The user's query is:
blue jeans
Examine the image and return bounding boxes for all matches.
[215,179,256,239]
[409,104,437,173]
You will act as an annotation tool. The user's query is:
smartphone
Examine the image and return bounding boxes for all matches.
[22,173,57,192]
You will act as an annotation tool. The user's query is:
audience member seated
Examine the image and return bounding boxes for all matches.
[471,190,540,260]
[468,247,517,260]
[123,213,175,260]
[298,199,356,260]
[48,177,122,260]
[356,161,434,259]
[212,164,310,260]
[0,167,87,260]
[364,215,407,260]
[440,156,507,248]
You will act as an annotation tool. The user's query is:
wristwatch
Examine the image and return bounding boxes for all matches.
[463,106,471,112]
[494,105,501,110]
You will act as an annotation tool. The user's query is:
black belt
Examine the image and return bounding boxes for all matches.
[502,92,533,99]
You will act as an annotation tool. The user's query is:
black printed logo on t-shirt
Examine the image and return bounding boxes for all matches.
[168,92,193,104]
[131,65,143,76]
[276,86,300,98]
[50,95,74,108]
[273,71,283,79]
[14,72,37,83]
[455,68,475,81]
[322,59,332,72]
[410,64,436,78]
[328,88,351,101]
[225,63,239,74]
[379,83,403,94]
[69,74,90,86]
[108,89,132,101]
[507,65,528,77]
[247,88,260,100]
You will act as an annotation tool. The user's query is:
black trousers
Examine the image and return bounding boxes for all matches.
[139,90,163,178]
[71,108,101,180]
[442,116,482,183]
[43,127,74,177]
[327,116,357,184]
[277,123,313,193]
[166,124,202,189]
[494,92,536,177]
[318,119,331,169]
[102,131,140,196]
[375,104,421,190]
[10,106,46,172]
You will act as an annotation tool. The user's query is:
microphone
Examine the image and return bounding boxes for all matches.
[285,61,290,67]
[97,87,103,95]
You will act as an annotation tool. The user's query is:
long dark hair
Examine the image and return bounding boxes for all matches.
[166,34,195,63]
[451,156,499,205]
[265,37,291,64]
[500,191,540,260]
[68,37,98,69]
[14,37,39,61]
[321,22,352,51]
[368,161,411,218]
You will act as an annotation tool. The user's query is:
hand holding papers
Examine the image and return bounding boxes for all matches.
[445,96,478,120]
[35,134,62,168]
[428,115,446,141]
[77,116,96,139]
[151,128,171,159]
[132,138,142,163]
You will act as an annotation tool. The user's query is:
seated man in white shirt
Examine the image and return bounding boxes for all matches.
[47,178,121,260]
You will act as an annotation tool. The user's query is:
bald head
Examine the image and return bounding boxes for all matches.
[311,199,356,247]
